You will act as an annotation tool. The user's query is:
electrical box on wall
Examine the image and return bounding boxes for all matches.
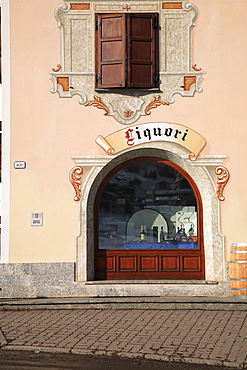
[31,212,43,226]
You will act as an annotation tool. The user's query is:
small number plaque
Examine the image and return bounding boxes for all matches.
[14,161,26,169]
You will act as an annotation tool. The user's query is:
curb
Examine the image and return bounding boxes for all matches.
[2,345,246,369]
[0,296,246,311]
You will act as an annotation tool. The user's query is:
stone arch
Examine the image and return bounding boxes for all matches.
[74,144,225,286]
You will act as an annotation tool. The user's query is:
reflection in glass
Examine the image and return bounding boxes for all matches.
[98,161,198,250]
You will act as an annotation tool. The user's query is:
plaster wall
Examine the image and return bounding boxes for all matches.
[3,0,247,266]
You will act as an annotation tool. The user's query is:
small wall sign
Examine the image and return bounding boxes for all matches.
[14,161,26,169]
[31,212,43,226]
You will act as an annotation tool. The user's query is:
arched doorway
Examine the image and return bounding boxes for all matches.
[94,157,205,280]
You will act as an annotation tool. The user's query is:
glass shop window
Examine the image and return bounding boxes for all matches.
[98,160,200,250]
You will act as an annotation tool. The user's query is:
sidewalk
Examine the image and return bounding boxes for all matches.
[0,297,246,369]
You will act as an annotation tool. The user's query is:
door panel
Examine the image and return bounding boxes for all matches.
[96,255,116,272]
[161,256,180,271]
[182,256,201,271]
[119,256,137,272]
[95,250,204,280]
[140,256,159,272]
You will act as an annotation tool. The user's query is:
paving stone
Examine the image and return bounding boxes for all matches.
[0,308,247,368]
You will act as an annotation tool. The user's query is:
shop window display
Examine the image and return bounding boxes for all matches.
[98,160,198,250]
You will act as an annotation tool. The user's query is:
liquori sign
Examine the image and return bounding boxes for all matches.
[96,122,206,160]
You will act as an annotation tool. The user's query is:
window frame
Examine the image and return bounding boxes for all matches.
[94,157,204,252]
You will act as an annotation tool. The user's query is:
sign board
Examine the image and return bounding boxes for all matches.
[96,122,206,160]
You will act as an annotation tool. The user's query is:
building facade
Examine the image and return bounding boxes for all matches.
[0,0,247,298]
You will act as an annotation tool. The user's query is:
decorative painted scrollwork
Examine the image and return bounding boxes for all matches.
[145,95,169,115]
[188,153,197,161]
[85,96,109,116]
[215,166,230,201]
[192,63,202,72]
[52,64,61,72]
[124,110,134,117]
[69,166,83,201]
[123,4,131,11]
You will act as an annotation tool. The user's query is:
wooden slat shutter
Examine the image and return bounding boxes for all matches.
[96,14,126,88]
[127,13,158,88]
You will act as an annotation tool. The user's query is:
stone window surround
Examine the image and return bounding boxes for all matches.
[50,0,205,124]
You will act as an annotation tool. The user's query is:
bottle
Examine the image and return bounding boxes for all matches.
[160,226,165,242]
[153,226,158,243]
[176,226,183,242]
[188,225,194,236]
[181,227,187,242]
[141,226,146,242]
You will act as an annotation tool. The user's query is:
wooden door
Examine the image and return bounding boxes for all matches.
[94,158,205,280]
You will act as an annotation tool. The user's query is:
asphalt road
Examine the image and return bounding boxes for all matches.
[0,350,235,370]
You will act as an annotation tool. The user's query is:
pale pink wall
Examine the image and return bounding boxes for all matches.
[8,0,247,262]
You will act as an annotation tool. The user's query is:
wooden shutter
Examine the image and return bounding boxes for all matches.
[127,13,159,88]
[95,14,126,88]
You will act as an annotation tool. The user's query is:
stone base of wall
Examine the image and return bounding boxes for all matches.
[0,263,233,299]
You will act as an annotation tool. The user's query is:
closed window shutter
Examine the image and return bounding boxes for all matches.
[127,13,158,88]
[95,13,158,89]
[96,14,126,88]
